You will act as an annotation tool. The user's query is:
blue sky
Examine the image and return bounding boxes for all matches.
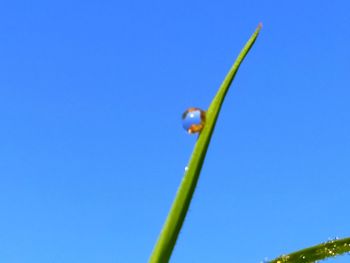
[1,0,350,262]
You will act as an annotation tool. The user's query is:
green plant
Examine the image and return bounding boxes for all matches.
[148,24,350,263]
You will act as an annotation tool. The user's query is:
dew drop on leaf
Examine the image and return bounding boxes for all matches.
[182,107,206,134]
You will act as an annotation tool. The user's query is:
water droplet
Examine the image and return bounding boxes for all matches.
[279,254,290,262]
[184,166,188,171]
[300,255,306,260]
[182,107,206,134]
[260,257,269,263]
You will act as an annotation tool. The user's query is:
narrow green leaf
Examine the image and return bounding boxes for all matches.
[269,237,350,263]
[149,23,262,263]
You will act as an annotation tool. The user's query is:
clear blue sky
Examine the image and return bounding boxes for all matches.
[1,1,350,262]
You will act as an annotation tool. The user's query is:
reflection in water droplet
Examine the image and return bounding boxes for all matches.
[182,107,206,134]
[184,166,188,171]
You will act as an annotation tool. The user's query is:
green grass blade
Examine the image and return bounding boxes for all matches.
[148,23,262,263]
[269,237,350,262]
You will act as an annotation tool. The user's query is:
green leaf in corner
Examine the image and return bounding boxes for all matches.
[269,237,350,263]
